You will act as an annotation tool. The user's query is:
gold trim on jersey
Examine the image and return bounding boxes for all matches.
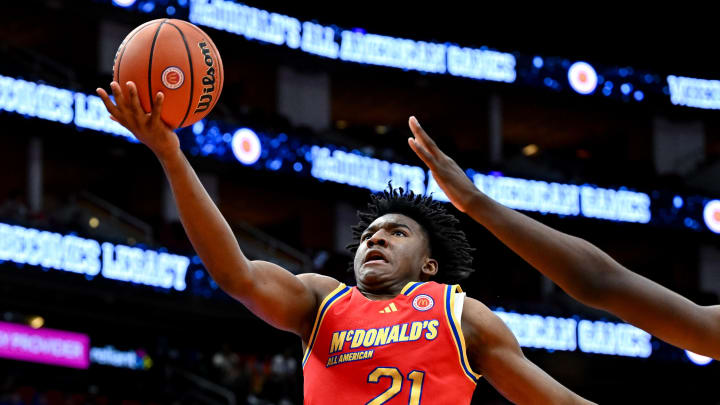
[302,283,351,368]
[444,284,482,383]
[400,281,426,295]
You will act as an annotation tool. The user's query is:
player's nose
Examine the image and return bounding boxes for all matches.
[367,232,387,247]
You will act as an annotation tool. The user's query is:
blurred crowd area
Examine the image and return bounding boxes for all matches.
[0,343,302,405]
[209,346,300,405]
[0,387,156,405]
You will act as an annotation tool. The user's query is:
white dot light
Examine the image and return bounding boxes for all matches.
[29,316,44,329]
[112,0,137,7]
[703,200,720,234]
[685,350,713,366]
[568,61,598,95]
[192,120,204,135]
[231,128,262,165]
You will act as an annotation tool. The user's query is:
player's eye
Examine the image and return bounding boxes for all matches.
[361,233,370,241]
[393,230,407,237]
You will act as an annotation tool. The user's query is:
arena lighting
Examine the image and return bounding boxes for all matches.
[0,73,660,226]
[192,120,205,135]
[112,0,137,6]
[493,310,652,358]
[620,83,632,95]
[231,127,261,165]
[0,74,655,226]
[568,62,598,95]
[0,222,190,291]
[703,199,720,234]
[474,171,651,222]
[533,56,544,69]
[0,74,134,140]
[0,321,90,369]
[108,2,720,111]
[90,345,153,370]
[667,75,720,110]
[28,316,45,329]
[309,147,651,223]
[309,146,426,195]
[493,311,577,352]
[187,0,516,82]
[685,350,713,366]
[577,320,652,358]
[19,72,720,229]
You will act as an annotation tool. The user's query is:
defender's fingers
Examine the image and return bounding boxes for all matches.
[125,81,145,114]
[408,138,436,170]
[150,91,165,125]
[96,88,120,117]
[408,116,440,154]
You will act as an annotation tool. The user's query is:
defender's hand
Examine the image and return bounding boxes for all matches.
[408,116,478,213]
[96,81,179,159]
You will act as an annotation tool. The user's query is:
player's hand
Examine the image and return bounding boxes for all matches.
[408,116,478,213]
[96,81,179,159]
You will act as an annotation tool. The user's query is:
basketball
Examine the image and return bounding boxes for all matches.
[113,19,224,129]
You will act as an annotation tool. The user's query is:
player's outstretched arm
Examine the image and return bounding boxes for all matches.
[96,82,339,340]
[408,116,720,360]
[463,298,595,404]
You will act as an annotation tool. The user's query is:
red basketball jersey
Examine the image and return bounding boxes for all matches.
[302,281,481,404]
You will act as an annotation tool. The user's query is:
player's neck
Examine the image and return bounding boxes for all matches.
[357,289,400,301]
[356,278,418,301]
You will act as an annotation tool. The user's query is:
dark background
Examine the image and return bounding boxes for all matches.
[0,1,718,404]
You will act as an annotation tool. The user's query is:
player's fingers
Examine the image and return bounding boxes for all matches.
[108,115,118,122]
[125,81,144,114]
[150,91,165,125]
[408,138,436,170]
[96,88,121,117]
[109,81,127,108]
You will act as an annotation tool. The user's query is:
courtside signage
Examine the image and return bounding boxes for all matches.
[494,310,653,359]
[0,222,190,291]
[188,0,516,83]
[18,73,720,232]
[107,1,720,111]
[0,321,89,369]
[90,345,153,370]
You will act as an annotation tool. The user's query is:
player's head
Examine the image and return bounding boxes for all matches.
[347,185,474,288]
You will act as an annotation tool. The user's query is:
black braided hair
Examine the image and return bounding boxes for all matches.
[347,185,475,284]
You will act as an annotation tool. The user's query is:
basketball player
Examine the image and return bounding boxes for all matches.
[96,82,594,404]
[407,116,720,360]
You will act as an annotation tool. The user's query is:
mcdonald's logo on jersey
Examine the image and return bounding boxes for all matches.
[412,294,434,311]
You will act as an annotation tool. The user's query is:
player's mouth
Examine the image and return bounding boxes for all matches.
[363,249,389,265]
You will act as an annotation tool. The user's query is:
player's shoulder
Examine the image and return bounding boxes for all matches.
[460,296,510,347]
[461,296,496,325]
[705,304,720,334]
[297,272,344,301]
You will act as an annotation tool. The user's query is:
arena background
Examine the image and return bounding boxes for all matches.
[0,1,719,404]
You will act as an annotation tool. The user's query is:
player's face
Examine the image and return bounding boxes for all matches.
[353,213,434,288]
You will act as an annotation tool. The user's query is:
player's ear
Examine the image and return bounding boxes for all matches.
[421,258,438,278]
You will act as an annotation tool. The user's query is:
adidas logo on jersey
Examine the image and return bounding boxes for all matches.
[379,303,398,313]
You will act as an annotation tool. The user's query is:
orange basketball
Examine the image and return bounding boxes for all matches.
[113,19,224,129]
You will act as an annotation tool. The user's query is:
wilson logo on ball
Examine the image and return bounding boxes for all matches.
[195,41,216,113]
[161,66,184,89]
